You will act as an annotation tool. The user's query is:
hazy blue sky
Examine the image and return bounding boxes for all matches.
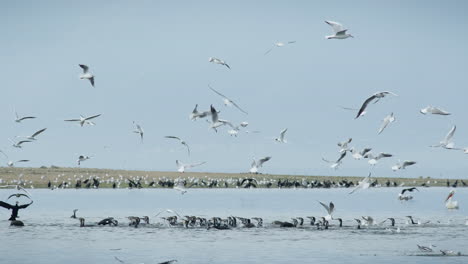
[1,1,468,178]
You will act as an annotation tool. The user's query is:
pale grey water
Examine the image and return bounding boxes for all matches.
[0,188,467,264]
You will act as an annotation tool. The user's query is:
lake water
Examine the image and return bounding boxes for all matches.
[0,187,467,264]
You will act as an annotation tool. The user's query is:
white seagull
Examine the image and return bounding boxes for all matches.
[0,150,29,167]
[378,113,395,134]
[431,125,457,149]
[64,114,101,127]
[208,57,230,69]
[14,111,36,123]
[208,85,248,114]
[420,106,450,116]
[325,21,354,39]
[132,121,144,141]
[18,128,47,141]
[79,64,95,87]
[275,128,288,143]
[264,41,296,55]
[318,201,335,221]
[445,190,459,209]
[392,160,417,171]
[176,160,206,173]
[349,173,372,194]
[364,152,393,166]
[227,122,249,137]
[355,91,398,119]
[8,139,32,149]
[208,105,231,132]
[249,156,272,173]
[350,147,372,160]
[189,104,211,121]
[337,138,352,153]
[165,136,190,156]
[322,151,347,169]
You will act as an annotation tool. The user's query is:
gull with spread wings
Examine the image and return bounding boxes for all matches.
[208,85,248,114]
[165,136,190,156]
[79,64,95,87]
[355,91,398,119]
[65,114,101,127]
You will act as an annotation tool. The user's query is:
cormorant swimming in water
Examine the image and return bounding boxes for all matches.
[70,209,78,219]
[0,200,33,221]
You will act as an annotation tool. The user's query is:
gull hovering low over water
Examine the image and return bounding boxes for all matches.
[355,91,398,119]
[275,128,288,143]
[325,21,353,39]
[176,160,206,173]
[14,111,36,123]
[445,190,459,209]
[420,106,450,116]
[18,128,47,141]
[322,151,347,170]
[64,114,101,127]
[132,121,144,141]
[431,125,457,149]
[249,156,271,173]
[349,173,371,194]
[264,41,296,55]
[208,85,248,114]
[378,113,395,134]
[318,201,334,221]
[392,160,417,171]
[208,57,230,69]
[165,136,190,156]
[79,64,95,87]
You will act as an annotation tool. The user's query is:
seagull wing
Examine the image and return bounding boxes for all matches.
[325,21,345,33]
[279,128,288,140]
[84,114,101,120]
[89,77,95,87]
[18,116,36,121]
[31,128,47,138]
[257,156,271,167]
[378,116,391,134]
[186,161,206,168]
[79,64,89,73]
[319,201,331,214]
[165,136,181,141]
[432,107,450,115]
[210,105,218,123]
[336,151,347,163]
[64,119,81,122]
[230,100,248,115]
[444,125,456,142]
[17,140,32,146]
[264,47,274,55]
[356,95,377,119]
[208,84,229,99]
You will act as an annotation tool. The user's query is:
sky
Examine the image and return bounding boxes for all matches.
[1,0,468,178]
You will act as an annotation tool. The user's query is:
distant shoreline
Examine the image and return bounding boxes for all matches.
[0,167,460,189]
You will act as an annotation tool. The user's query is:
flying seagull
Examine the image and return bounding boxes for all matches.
[349,173,371,194]
[318,201,334,221]
[0,151,29,167]
[208,57,230,69]
[176,160,206,173]
[322,151,347,169]
[65,114,101,127]
[350,147,372,160]
[132,121,144,141]
[275,128,288,143]
[338,138,352,153]
[208,85,248,114]
[264,41,296,55]
[420,106,450,116]
[79,64,95,87]
[364,152,393,166]
[325,21,354,39]
[7,193,31,200]
[189,104,211,121]
[378,113,395,134]
[19,128,47,141]
[431,125,457,149]
[340,106,367,117]
[14,111,36,123]
[355,91,398,119]
[392,160,417,171]
[208,105,231,132]
[165,136,190,156]
[249,156,272,173]
[8,139,32,149]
